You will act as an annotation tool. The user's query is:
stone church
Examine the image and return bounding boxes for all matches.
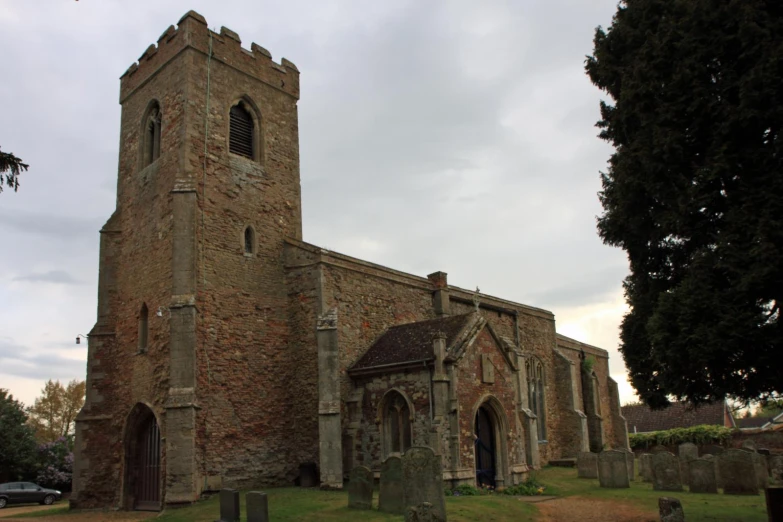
[71,11,629,511]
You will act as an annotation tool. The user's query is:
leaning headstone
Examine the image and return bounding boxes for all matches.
[659,497,685,522]
[719,449,758,495]
[348,466,374,509]
[688,458,718,494]
[770,455,783,482]
[379,456,405,515]
[598,450,630,488]
[766,486,783,522]
[652,452,683,492]
[219,489,240,522]
[405,502,446,522]
[678,442,699,485]
[639,454,653,482]
[246,491,269,522]
[402,447,447,521]
[577,452,598,479]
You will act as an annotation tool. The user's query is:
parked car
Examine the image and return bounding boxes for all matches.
[0,482,62,509]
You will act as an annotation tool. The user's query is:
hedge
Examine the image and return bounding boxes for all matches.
[628,424,732,450]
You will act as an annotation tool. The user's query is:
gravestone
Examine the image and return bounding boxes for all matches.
[639,454,653,482]
[402,447,447,521]
[770,455,783,482]
[625,450,635,481]
[219,489,240,522]
[298,462,318,488]
[659,497,685,522]
[754,452,769,489]
[577,452,598,479]
[246,492,269,522]
[652,452,683,492]
[348,466,374,510]
[379,456,405,515]
[766,486,783,522]
[718,449,758,495]
[741,439,758,451]
[598,450,630,488]
[678,442,699,485]
[405,502,445,522]
[688,458,718,494]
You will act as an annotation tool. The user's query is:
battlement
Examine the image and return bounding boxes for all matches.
[119,10,299,102]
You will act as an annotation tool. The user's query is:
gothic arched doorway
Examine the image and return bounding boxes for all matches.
[123,404,161,511]
[474,405,496,487]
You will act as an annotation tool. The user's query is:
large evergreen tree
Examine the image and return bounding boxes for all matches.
[0,389,37,481]
[586,0,783,407]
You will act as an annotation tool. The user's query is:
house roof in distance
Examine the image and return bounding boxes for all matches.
[622,400,735,433]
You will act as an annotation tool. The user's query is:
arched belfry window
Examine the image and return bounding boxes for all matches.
[142,102,161,168]
[526,359,547,441]
[229,101,255,159]
[138,303,149,353]
[243,225,255,255]
[383,391,412,456]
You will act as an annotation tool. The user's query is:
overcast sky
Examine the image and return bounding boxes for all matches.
[0,0,635,407]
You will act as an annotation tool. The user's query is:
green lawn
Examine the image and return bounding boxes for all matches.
[13,464,769,522]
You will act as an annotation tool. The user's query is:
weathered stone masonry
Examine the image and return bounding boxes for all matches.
[72,11,629,510]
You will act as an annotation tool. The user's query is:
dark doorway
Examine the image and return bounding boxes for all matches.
[125,406,161,511]
[474,406,496,487]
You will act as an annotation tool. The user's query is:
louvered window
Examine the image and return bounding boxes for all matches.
[230,104,254,159]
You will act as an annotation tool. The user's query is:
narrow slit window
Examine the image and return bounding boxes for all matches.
[244,226,255,254]
[138,303,149,352]
[230,103,254,159]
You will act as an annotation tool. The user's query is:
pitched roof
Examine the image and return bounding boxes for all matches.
[349,313,478,373]
[622,401,731,433]
[736,416,772,429]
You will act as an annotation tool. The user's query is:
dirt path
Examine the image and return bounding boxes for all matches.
[0,505,62,519]
[535,496,657,522]
[0,505,153,522]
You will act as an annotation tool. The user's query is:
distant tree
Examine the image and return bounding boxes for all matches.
[27,380,86,443]
[0,389,37,481]
[586,0,783,408]
[0,147,28,193]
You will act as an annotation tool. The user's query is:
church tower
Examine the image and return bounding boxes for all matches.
[72,11,303,509]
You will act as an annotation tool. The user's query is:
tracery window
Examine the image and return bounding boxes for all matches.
[526,359,547,441]
[142,102,161,167]
[383,391,412,456]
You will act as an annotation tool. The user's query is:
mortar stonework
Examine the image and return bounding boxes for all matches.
[73,11,625,509]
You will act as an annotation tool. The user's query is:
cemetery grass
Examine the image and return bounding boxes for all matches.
[536,466,768,522]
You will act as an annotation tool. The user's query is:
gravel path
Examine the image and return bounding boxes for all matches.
[535,496,657,522]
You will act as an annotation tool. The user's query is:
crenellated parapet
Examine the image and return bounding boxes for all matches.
[119,10,299,102]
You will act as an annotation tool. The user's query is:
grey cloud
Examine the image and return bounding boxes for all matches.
[13,270,84,285]
[0,208,103,241]
[0,339,86,382]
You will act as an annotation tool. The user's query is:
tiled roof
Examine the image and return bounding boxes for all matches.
[622,401,729,433]
[736,416,773,429]
[350,313,477,372]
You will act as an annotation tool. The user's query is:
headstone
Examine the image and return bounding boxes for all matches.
[298,462,318,488]
[770,455,783,482]
[246,492,269,522]
[577,452,598,479]
[652,452,683,492]
[688,458,718,494]
[625,450,635,481]
[379,456,405,515]
[405,502,446,522]
[402,447,447,521]
[701,444,724,457]
[766,486,783,522]
[639,454,653,482]
[754,453,769,489]
[348,466,374,509]
[598,450,630,488]
[678,442,699,485]
[718,449,758,495]
[219,489,240,522]
[741,439,758,451]
[659,497,685,522]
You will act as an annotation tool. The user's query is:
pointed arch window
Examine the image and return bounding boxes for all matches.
[229,102,255,159]
[142,102,161,168]
[526,359,547,441]
[138,303,149,353]
[243,225,256,255]
[383,391,412,456]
